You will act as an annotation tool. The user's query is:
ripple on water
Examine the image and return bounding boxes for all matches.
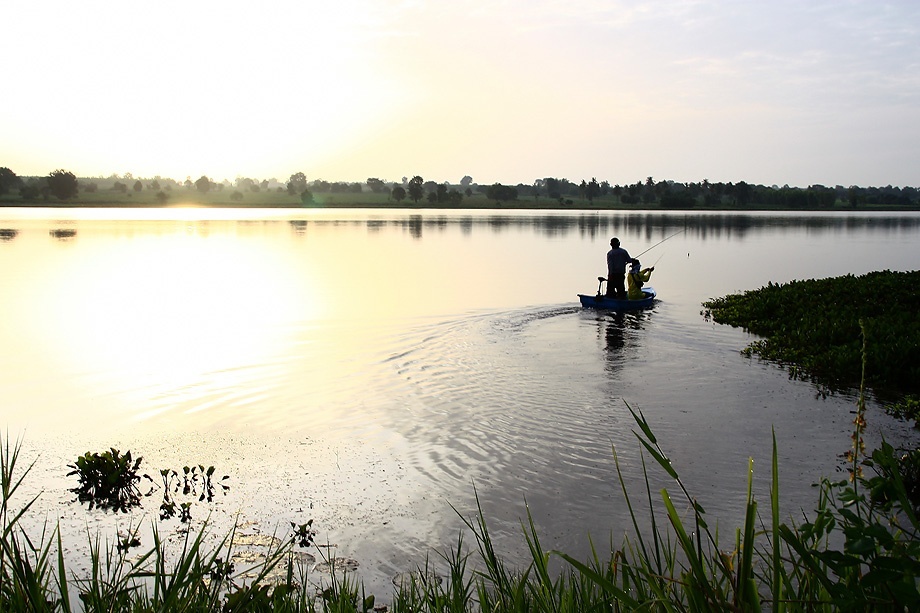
[12,301,915,603]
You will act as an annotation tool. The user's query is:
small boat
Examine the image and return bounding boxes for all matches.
[578,277,657,310]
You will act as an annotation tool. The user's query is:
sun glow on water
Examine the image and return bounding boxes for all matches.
[13,226,330,430]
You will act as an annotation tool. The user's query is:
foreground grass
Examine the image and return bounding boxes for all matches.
[702,270,920,396]
[4,381,920,611]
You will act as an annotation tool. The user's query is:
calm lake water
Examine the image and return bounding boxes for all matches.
[2,207,919,597]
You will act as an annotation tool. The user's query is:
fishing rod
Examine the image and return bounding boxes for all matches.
[633,228,686,260]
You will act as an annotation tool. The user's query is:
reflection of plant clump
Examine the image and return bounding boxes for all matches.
[67,449,146,512]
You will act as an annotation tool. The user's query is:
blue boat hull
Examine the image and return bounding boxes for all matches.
[578,287,657,310]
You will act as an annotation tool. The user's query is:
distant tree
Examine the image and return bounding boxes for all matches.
[407,176,424,203]
[586,177,600,203]
[300,189,314,205]
[287,172,307,195]
[848,185,861,208]
[83,182,98,193]
[464,187,473,198]
[133,180,143,192]
[391,185,406,202]
[654,179,671,202]
[150,179,160,191]
[735,181,752,207]
[426,192,438,204]
[113,181,128,193]
[447,189,463,206]
[195,175,211,193]
[486,183,518,202]
[155,191,169,204]
[633,177,652,204]
[436,183,448,203]
[460,175,473,187]
[544,177,562,200]
[366,178,387,193]
[0,167,22,195]
[47,169,78,200]
[807,185,836,208]
[230,191,244,201]
[531,180,543,202]
[660,191,696,208]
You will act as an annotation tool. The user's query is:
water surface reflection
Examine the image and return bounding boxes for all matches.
[0,208,918,599]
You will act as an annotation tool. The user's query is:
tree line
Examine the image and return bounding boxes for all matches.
[1,167,918,209]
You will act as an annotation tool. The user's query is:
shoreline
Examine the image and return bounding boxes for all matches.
[3,201,920,213]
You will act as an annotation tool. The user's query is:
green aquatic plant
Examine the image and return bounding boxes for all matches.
[702,270,920,395]
[291,520,317,549]
[67,448,146,512]
[885,394,920,426]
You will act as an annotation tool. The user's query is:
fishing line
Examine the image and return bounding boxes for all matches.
[633,229,686,259]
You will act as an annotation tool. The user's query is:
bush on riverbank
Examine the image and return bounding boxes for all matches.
[702,270,920,396]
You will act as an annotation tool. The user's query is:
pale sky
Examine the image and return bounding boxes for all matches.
[2,0,918,187]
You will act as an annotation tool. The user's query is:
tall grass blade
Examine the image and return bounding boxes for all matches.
[770,428,784,613]
[736,457,759,610]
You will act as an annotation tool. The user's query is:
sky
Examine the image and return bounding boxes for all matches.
[2,0,918,188]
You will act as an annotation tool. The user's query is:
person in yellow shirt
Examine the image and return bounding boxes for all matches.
[627,260,654,300]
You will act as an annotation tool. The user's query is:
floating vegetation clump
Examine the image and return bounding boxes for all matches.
[67,448,146,512]
[702,270,920,395]
[68,448,231,523]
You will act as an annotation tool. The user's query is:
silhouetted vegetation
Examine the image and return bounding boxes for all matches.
[703,270,920,396]
[1,166,918,209]
[68,448,146,512]
[0,167,22,195]
[46,169,78,200]
[485,183,518,203]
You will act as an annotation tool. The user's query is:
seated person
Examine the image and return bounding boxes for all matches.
[627,260,654,300]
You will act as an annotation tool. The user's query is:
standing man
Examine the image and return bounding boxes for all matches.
[606,237,633,299]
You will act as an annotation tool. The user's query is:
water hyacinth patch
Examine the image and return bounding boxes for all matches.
[702,270,920,396]
[67,448,146,512]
